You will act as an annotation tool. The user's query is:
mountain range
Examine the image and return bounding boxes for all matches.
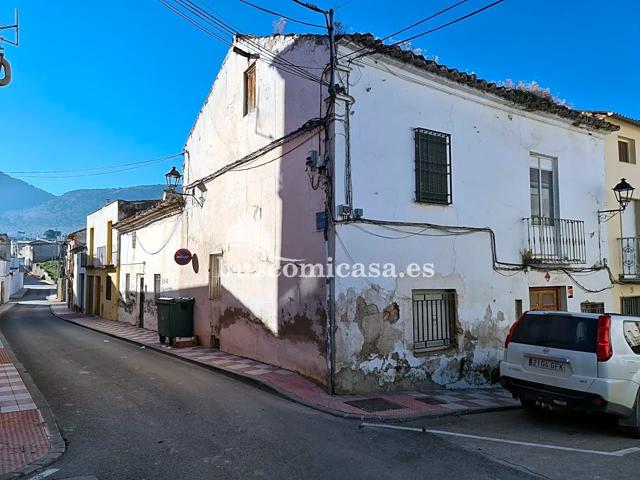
[0,173,165,238]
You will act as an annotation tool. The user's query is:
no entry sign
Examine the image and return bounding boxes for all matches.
[174,248,193,266]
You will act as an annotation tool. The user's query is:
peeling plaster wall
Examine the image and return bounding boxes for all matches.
[180,36,330,385]
[118,214,183,333]
[331,47,612,393]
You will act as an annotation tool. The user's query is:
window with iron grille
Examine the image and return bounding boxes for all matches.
[412,290,456,351]
[154,274,161,300]
[580,301,605,314]
[106,276,112,301]
[209,254,222,300]
[125,273,130,297]
[622,296,640,316]
[414,128,452,205]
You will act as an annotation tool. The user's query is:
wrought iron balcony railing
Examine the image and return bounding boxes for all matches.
[93,246,117,268]
[524,216,586,264]
[620,237,640,279]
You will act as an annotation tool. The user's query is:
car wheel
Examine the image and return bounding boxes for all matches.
[619,391,640,438]
[520,398,540,412]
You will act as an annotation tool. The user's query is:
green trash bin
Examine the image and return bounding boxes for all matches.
[156,297,195,345]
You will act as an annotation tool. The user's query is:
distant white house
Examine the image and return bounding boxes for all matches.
[111,34,619,394]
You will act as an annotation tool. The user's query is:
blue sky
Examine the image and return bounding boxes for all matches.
[2,0,639,195]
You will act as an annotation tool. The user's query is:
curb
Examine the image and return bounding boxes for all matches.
[0,313,66,480]
[49,305,520,423]
[49,306,520,424]
[8,289,28,301]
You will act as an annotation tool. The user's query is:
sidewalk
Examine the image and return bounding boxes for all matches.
[0,303,64,479]
[50,303,518,421]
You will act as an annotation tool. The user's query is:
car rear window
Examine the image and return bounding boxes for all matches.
[511,313,598,353]
[623,321,640,354]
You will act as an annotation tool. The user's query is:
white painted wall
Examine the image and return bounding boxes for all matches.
[329,46,613,392]
[119,213,183,332]
[180,35,330,384]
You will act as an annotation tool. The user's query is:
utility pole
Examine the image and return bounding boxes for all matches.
[0,8,19,87]
[292,0,338,395]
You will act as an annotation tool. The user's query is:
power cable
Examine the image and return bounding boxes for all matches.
[237,0,324,28]
[339,0,471,61]
[8,155,181,179]
[169,0,326,84]
[392,0,506,45]
[159,0,232,45]
[3,153,184,175]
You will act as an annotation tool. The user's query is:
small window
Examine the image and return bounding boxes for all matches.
[125,273,130,297]
[622,296,640,316]
[209,254,222,300]
[131,232,137,250]
[154,274,161,300]
[623,321,640,354]
[243,64,256,116]
[580,301,605,314]
[106,276,112,301]
[618,137,636,164]
[412,290,456,351]
[414,129,452,204]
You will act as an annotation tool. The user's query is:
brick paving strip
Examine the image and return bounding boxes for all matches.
[51,303,519,422]
[0,303,66,480]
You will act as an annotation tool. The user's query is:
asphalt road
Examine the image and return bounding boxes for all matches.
[0,280,531,480]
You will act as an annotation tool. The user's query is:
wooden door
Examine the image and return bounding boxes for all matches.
[529,287,561,311]
[95,276,102,317]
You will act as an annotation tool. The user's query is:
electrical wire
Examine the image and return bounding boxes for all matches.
[164,0,326,85]
[392,0,506,45]
[158,0,232,45]
[6,154,183,179]
[3,153,184,175]
[339,0,471,61]
[237,0,324,28]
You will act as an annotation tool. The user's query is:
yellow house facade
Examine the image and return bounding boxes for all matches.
[85,200,160,321]
[596,112,640,314]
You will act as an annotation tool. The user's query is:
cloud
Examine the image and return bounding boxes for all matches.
[273,17,287,34]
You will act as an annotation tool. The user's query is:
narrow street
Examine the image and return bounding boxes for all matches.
[0,279,530,480]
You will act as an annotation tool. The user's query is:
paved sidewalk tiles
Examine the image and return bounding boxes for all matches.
[0,338,52,476]
[50,304,518,420]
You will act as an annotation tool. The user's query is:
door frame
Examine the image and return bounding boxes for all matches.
[529,286,563,311]
[139,276,145,328]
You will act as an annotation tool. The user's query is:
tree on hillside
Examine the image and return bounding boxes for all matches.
[42,229,61,240]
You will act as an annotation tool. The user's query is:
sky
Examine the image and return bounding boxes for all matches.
[1,0,639,195]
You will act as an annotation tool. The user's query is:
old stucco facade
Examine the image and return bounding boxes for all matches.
[113,34,621,394]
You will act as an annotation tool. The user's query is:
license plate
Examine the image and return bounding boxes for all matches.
[528,357,566,372]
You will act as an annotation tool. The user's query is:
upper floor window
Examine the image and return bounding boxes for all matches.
[243,64,256,116]
[619,137,636,164]
[414,128,452,205]
[530,154,557,220]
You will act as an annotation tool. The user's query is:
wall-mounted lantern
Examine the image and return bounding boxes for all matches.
[599,178,635,222]
[164,166,206,207]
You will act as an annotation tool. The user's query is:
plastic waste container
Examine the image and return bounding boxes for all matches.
[156,297,195,345]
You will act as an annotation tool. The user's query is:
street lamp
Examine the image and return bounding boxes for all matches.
[164,166,206,207]
[599,178,635,222]
[165,166,182,192]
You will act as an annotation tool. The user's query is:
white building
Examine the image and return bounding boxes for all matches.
[117,34,619,393]
[66,229,87,312]
[0,234,24,302]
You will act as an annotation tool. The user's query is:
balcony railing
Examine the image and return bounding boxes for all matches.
[524,216,586,264]
[620,237,640,279]
[93,246,117,268]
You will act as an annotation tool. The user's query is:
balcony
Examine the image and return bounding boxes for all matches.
[619,237,640,280]
[524,216,586,264]
[93,246,118,268]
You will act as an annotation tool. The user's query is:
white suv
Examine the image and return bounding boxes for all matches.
[500,311,640,435]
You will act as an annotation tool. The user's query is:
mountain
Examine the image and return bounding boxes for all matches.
[0,176,165,237]
[0,173,56,215]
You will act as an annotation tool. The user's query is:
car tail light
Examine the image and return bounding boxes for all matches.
[596,315,613,362]
[504,312,526,348]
